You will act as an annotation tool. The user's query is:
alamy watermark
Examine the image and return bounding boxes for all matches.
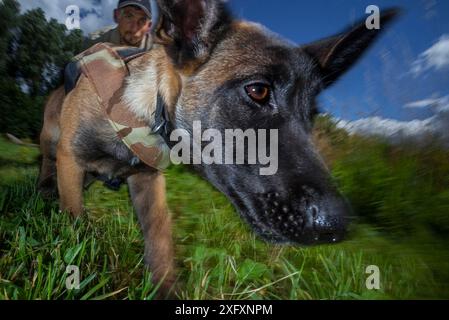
[365,265,381,290]
[64,5,382,36]
[65,5,80,30]
[169,121,279,176]
[66,265,80,290]
[366,5,381,30]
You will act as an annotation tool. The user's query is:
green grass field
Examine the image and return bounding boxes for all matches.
[1,125,449,300]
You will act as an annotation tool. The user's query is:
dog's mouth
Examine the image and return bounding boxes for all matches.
[238,207,347,246]
[239,208,292,244]
[194,163,349,245]
[232,190,349,246]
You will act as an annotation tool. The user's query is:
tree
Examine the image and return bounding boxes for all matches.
[0,0,83,139]
[13,8,83,96]
[0,0,20,76]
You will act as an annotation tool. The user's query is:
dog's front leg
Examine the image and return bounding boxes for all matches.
[127,171,176,298]
[38,155,58,200]
[56,146,85,217]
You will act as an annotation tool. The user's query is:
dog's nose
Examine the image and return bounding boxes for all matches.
[299,194,349,244]
[258,188,350,245]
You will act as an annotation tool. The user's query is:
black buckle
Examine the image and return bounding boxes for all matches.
[151,93,172,144]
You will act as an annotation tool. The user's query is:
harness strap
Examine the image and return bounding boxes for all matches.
[77,43,171,171]
[152,94,173,145]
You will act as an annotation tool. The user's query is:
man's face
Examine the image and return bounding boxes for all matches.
[115,6,151,46]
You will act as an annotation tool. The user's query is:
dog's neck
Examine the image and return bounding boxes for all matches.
[122,45,182,128]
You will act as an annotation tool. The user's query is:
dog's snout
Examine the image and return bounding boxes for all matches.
[256,188,350,245]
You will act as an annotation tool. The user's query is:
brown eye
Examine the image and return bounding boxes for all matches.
[245,84,270,104]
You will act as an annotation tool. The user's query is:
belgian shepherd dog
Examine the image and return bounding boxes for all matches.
[38,0,398,297]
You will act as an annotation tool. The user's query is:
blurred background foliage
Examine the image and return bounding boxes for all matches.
[0,0,83,139]
[314,114,449,238]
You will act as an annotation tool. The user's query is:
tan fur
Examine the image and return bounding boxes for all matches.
[38,86,65,198]
[124,46,182,123]
[128,171,175,298]
[56,81,86,216]
[50,48,180,215]
[39,46,182,297]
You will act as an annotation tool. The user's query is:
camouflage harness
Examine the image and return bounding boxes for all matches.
[65,43,171,171]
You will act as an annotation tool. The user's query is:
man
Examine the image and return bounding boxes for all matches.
[85,0,153,50]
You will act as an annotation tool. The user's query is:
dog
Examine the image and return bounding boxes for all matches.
[38,0,398,297]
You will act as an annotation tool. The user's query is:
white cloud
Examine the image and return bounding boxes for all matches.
[337,116,435,139]
[405,98,440,108]
[337,94,449,146]
[411,34,449,76]
[405,95,449,112]
[18,0,116,34]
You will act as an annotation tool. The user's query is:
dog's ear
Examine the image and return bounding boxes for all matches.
[151,0,232,70]
[302,8,400,88]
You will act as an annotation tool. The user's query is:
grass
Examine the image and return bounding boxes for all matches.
[1,128,449,300]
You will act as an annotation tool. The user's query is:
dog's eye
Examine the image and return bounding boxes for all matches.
[245,84,271,104]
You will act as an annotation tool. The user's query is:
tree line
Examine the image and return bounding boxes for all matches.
[0,0,83,139]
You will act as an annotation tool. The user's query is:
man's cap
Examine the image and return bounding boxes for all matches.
[117,0,152,18]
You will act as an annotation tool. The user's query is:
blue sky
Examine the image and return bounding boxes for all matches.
[228,0,449,122]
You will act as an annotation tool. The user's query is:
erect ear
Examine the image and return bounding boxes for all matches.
[302,8,400,88]
[150,0,232,70]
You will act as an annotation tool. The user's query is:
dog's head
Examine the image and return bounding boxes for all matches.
[152,0,398,245]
